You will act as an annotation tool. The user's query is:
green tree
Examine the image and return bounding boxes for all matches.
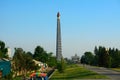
[13,48,37,77]
[94,46,109,67]
[0,41,8,58]
[57,58,66,73]
[94,46,116,68]
[33,46,48,63]
[23,52,37,76]
[81,55,86,64]
[109,48,120,67]
[26,52,33,58]
[13,48,25,76]
[103,48,111,68]
[47,52,57,67]
[94,46,99,66]
[81,52,94,65]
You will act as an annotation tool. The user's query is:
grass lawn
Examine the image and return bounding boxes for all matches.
[50,64,109,80]
[112,68,120,72]
[13,77,22,80]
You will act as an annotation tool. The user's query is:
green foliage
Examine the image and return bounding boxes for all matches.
[112,68,120,72]
[81,46,120,68]
[94,46,110,67]
[13,45,57,77]
[12,76,22,80]
[81,52,94,65]
[4,71,13,80]
[57,58,66,73]
[26,52,33,58]
[0,51,4,58]
[109,49,120,68]
[13,48,37,76]
[33,46,57,67]
[95,46,120,68]
[51,64,108,79]
[33,46,48,63]
[0,41,57,78]
[0,71,13,80]
[47,56,57,67]
[0,41,8,58]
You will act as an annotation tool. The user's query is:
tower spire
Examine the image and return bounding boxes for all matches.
[56,12,62,61]
[57,12,60,17]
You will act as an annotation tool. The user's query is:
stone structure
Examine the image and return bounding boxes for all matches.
[56,12,62,61]
[71,54,80,63]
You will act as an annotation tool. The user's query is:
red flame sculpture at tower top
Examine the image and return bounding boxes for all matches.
[57,12,60,17]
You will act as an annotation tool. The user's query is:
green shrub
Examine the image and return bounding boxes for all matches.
[57,58,66,73]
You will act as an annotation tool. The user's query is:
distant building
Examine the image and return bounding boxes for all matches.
[71,54,80,63]
[7,47,11,58]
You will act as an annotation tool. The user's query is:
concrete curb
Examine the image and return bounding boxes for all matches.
[48,69,56,79]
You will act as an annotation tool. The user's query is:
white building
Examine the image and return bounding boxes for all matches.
[7,47,11,58]
[71,54,80,63]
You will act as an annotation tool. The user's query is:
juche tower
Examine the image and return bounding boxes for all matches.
[56,12,62,61]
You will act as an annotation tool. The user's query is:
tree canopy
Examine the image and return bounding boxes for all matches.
[33,46,48,63]
[13,48,37,76]
[33,46,57,67]
[81,46,120,68]
[81,52,94,65]
[0,40,8,58]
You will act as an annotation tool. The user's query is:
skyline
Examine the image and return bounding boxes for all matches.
[0,0,120,58]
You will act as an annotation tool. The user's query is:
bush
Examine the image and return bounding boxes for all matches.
[1,71,13,80]
[57,58,66,73]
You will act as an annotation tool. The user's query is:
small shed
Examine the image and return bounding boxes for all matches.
[0,58,11,77]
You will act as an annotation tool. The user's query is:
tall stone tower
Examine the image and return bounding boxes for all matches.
[56,12,62,61]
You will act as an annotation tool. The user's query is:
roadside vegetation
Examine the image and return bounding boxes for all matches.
[81,46,120,68]
[1,40,120,80]
[50,64,109,80]
[0,40,57,79]
[112,68,120,72]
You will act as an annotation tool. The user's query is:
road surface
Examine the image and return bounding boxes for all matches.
[84,65,120,80]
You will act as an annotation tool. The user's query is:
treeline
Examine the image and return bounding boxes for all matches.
[13,46,57,77]
[81,46,120,68]
[0,40,57,77]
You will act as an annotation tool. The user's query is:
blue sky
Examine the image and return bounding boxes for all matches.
[0,0,120,58]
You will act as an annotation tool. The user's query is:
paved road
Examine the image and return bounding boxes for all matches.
[84,65,120,80]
